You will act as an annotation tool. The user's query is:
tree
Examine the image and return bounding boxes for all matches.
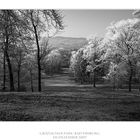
[0,42,6,90]
[11,44,27,91]
[69,47,87,83]
[58,48,71,68]
[0,10,64,92]
[103,18,140,91]
[25,53,36,92]
[0,10,25,91]
[106,62,127,89]
[44,49,62,75]
[69,35,104,85]
[83,35,103,87]
[21,10,64,92]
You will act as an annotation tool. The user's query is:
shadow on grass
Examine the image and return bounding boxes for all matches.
[0,111,39,121]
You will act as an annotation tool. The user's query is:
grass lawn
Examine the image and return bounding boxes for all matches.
[0,70,140,121]
[0,86,140,121]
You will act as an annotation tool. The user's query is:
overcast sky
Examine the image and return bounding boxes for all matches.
[57,10,134,38]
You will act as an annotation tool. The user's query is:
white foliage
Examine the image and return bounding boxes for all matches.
[69,35,103,80]
[104,18,140,61]
[103,18,140,85]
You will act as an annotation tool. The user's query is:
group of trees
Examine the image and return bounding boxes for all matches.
[102,18,140,91]
[0,10,64,92]
[69,36,106,87]
[70,13,140,91]
[1,10,140,92]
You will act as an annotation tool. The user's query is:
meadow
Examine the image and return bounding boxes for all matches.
[0,69,140,121]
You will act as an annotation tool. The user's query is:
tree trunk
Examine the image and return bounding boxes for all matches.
[5,35,15,91]
[30,11,41,92]
[30,70,34,92]
[3,49,6,90]
[128,62,133,92]
[17,65,21,91]
[5,50,15,91]
[4,12,15,92]
[34,26,41,92]
[129,71,133,92]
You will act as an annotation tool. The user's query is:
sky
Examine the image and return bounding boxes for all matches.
[57,10,134,38]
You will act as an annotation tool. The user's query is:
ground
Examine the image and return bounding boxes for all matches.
[0,68,140,121]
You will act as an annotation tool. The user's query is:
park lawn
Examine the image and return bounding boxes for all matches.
[0,86,140,121]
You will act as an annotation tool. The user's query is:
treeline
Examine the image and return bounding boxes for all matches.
[69,14,140,92]
[0,10,64,92]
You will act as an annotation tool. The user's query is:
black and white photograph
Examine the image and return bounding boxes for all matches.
[1,0,140,138]
[0,9,140,121]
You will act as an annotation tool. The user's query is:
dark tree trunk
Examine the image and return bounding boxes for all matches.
[31,12,41,92]
[129,71,133,92]
[3,49,6,90]
[30,70,34,92]
[4,11,15,91]
[128,62,133,92]
[5,35,15,91]
[17,65,21,91]
[5,50,15,91]
[34,26,41,92]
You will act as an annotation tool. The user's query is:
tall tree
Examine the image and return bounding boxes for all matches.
[21,10,64,92]
[0,39,6,90]
[104,18,140,91]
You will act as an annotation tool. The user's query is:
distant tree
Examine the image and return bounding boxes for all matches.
[69,48,87,83]
[69,35,105,86]
[44,49,62,75]
[40,36,52,70]
[58,48,71,68]
[83,35,103,87]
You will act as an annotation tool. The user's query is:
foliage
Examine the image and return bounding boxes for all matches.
[0,10,64,92]
[44,49,62,75]
[69,35,104,85]
[102,18,140,90]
